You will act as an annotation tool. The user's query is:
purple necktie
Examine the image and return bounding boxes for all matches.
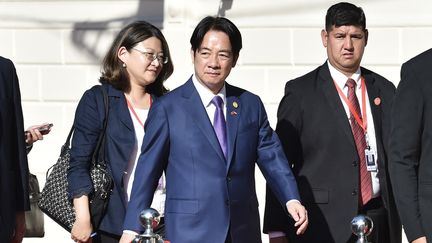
[211,96,227,159]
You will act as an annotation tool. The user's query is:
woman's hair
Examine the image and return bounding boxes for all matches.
[99,21,174,96]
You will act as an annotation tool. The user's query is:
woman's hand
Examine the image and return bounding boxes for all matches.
[71,195,93,242]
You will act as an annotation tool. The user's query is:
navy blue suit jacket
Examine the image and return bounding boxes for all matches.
[0,56,29,241]
[123,78,300,243]
[68,84,139,235]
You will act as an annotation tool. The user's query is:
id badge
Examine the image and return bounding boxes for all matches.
[365,147,377,172]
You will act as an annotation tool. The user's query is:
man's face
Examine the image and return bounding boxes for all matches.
[321,25,368,76]
[191,30,237,94]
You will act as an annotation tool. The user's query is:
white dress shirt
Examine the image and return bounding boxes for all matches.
[192,74,227,123]
[328,61,380,197]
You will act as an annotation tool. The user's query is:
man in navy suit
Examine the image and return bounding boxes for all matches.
[0,56,29,243]
[120,16,308,243]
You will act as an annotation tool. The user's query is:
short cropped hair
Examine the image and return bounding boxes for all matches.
[190,16,242,58]
[325,2,366,32]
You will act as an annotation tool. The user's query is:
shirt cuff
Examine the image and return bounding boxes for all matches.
[123,230,139,236]
[286,199,301,205]
[268,231,287,238]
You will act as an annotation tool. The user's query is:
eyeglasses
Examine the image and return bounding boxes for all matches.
[132,48,169,64]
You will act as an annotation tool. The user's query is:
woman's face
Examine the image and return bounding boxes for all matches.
[119,36,165,89]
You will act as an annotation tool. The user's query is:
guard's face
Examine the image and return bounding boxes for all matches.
[191,30,237,94]
[322,25,368,76]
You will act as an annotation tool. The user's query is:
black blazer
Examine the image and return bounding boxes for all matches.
[0,56,29,241]
[389,48,432,242]
[264,63,401,243]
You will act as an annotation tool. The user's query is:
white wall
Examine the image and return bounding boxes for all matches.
[1,0,429,242]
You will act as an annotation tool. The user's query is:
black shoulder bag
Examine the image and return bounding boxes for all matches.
[38,85,113,232]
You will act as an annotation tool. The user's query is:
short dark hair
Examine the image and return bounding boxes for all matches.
[325,2,366,32]
[190,16,242,58]
[100,21,173,97]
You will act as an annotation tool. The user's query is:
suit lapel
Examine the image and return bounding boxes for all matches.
[225,84,240,170]
[363,71,384,156]
[319,64,356,147]
[108,85,134,132]
[182,79,226,162]
[105,85,134,207]
[363,72,382,136]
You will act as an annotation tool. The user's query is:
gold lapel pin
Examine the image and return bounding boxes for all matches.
[232,101,238,108]
[374,97,381,106]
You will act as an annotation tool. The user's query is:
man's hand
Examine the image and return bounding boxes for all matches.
[286,200,308,235]
[25,123,52,145]
[10,211,26,243]
[412,236,427,243]
[120,232,137,243]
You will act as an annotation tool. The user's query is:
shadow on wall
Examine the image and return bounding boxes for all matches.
[71,0,165,62]
[218,0,233,17]
[72,0,235,63]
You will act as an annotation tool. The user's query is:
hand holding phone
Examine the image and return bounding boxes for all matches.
[25,123,53,145]
[36,123,53,135]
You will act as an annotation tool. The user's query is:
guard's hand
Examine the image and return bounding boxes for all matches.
[412,236,427,243]
[119,232,137,243]
[25,123,52,145]
[10,211,26,243]
[269,236,289,243]
[286,200,308,235]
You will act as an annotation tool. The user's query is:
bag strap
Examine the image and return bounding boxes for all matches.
[91,85,109,167]
[46,85,109,180]
[61,126,75,153]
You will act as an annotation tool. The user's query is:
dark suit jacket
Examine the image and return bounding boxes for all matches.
[123,78,300,243]
[264,63,401,243]
[68,84,143,235]
[0,56,29,241]
[389,48,432,242]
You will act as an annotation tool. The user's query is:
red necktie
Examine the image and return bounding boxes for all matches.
[346,78,372,206]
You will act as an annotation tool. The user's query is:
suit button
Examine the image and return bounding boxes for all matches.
[227,177,232,182]
[352,190,357,196]
[352,161,357,166]
[226,200,230,206]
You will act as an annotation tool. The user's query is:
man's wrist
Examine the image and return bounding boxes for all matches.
[123,230,139,236]
[286,199,300,206]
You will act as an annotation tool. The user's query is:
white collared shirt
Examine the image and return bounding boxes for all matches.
[328,61,380,197]
[192,75,227,124]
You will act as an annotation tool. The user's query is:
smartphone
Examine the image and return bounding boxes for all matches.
[25,123,53,137]
[37,123,53,134]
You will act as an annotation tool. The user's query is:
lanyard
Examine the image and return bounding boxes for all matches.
[125,94,152,128]
[334,77,368,134]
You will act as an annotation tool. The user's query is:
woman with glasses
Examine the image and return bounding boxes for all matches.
[67,21,173,243]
